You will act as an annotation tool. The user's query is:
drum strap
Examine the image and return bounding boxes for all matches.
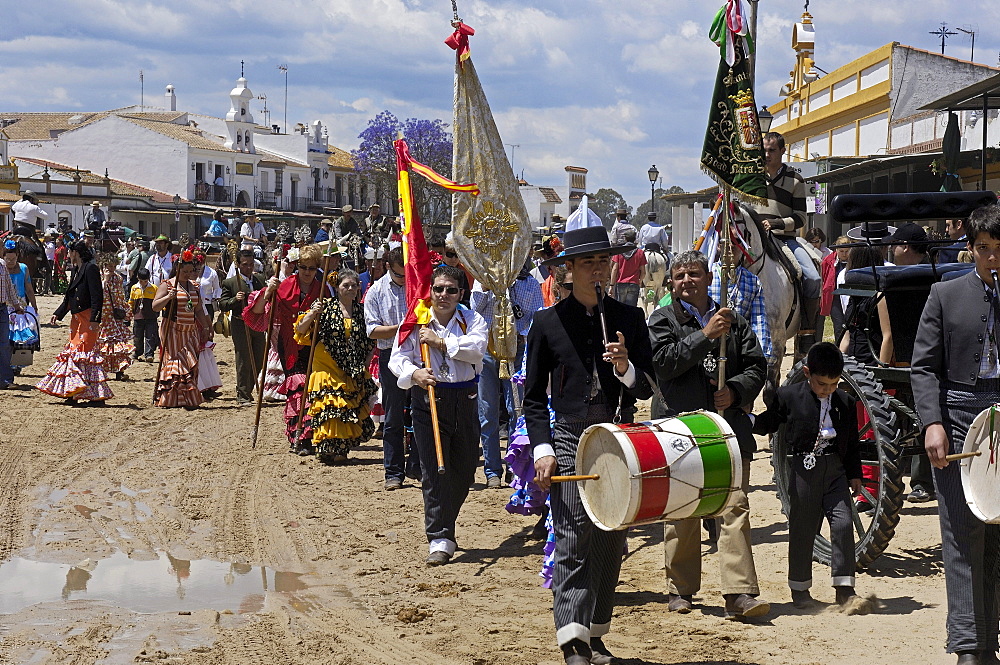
[990,405,997,465]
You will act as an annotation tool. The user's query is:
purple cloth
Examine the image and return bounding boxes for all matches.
[503,415,548,516]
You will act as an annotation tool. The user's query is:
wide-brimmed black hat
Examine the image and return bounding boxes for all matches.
[542,226,631,266]
[846,221,896,241]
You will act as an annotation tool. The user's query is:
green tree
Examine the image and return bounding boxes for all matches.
[633,185,685,228]
[588,188,630,226]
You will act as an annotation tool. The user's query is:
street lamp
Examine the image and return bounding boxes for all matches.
[647,165,659,220]
[758,106,774,133]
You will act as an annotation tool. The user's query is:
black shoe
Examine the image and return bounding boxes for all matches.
[295,441,314,456]
[957,652,981,665]
[589,637,614,665]
[907,487,935,503]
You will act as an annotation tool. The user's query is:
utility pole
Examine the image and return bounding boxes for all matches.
[257,94,270,128]
[277,64,288,134]
[505,143,520,176]
[139,70,144,112]
[956,26,976,62]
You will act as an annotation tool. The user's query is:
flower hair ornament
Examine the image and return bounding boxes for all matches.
[3,239,17,252]
[287,247,300,262]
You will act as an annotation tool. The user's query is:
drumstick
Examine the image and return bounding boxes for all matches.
[550,474,600,483]
[945,451,982,462]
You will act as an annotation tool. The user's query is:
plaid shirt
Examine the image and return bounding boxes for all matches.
[708,265,773,362]
[471,275,545,336]
[364,273,407,350]
[0,263,20,308]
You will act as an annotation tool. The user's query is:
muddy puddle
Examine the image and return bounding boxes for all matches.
[0,551,315,614]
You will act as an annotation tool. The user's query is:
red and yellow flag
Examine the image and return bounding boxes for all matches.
[394,138,479,345]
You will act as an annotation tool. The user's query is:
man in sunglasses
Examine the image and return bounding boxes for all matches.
[525,226,655,665]
[389,264,489,567]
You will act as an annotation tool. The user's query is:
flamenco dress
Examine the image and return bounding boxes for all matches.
[153,283,204,408]
[95,272,134,374]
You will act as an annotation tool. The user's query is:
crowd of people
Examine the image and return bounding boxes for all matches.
[1,132,997,664]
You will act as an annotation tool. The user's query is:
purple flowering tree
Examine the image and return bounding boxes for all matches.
[352,111,454,224]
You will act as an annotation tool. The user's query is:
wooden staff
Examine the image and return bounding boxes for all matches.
[292,246,337,447]
[945,450,982,462]
[250,258,281,448]
[421,339,447,475]
[716,186,733,412]
[551,474,599,483]
[151,279,177,406]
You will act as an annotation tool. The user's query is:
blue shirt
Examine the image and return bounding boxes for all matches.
[314,227,330,243]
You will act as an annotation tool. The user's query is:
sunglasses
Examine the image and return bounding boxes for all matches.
[298,265,319,272]
[390,267,405,278]
[444,251,458,259]
[432,285,460,295]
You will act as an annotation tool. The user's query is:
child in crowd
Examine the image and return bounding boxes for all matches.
[129,268,159,361]
[752,342,871,613]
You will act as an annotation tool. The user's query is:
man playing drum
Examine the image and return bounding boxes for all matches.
[526,225,654,665]
[648,250,769,619]
[912,205,1000,665]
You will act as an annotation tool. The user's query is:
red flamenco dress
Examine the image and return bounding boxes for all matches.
[244,274,325,446]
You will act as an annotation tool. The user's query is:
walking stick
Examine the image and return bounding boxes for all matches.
[420,339,446,475]
[152,278,177,406]
[251,262,281,448]
[292,245,337,447]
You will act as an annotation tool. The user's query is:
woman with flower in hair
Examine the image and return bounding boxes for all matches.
[151,249,213,408]
[36,240,112,404]
[95,255,134,381]
[245,243,331,453]
[294,268,377,464]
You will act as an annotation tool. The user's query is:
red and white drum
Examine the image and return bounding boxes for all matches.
[962,405,1000,524]
[576,411,742,531]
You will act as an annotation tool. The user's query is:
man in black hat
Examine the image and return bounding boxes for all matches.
[525,225,654,665]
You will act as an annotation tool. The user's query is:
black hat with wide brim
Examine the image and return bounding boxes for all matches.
[541,225,632,266]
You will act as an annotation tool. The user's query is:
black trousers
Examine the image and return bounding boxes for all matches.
[379,350,419,481]
[410,384,480,544]
[231,317,266,402]
[787,453,854,590]
[550,404,628,647]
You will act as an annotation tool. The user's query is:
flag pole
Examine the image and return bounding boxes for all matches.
[250,255,281,448]
[420,340,446,474]
[717,186,732,409]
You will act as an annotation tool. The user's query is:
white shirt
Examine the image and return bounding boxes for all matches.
[636,222,669,249]
[226,258,263,279]
[44,241,56,261]
[196,264,222,314]
[11,200,48,224]
[389,308,488,389]
[145,252,173,286]
[240,221,266,248]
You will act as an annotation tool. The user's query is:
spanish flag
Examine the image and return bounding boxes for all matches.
[394,138,480,345]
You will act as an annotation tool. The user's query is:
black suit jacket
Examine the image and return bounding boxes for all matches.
[753,382,862,479]
[913,269,993,428]
[524,294,654,448]
[54,260,103,323]
[219,272,265,320]
[648,300,766,456]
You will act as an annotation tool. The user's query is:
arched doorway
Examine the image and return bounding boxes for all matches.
[236,189,251,208]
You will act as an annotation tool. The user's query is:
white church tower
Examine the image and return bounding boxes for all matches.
[224,77,255,153]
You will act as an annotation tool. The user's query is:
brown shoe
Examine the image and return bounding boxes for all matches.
[667,594,693,613]
[425,551,451,566]
[724,593,770,620]
[384,478,403,491]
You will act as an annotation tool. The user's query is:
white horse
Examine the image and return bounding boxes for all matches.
[734,204,801,397]
[641,249,670,316]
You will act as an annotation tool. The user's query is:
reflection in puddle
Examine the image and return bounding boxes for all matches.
[0,552,315,615]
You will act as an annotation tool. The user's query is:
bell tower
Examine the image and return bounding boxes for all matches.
[224,77,255,153]
[780,10,820,97]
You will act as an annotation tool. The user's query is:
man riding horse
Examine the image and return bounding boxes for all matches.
[752,132,820,355]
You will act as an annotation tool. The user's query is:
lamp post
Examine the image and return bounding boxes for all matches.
[173,194,181,237]
[758,106,774,134]
[647,164,659,220]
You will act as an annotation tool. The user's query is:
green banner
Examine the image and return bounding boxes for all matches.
[700,44,766,206]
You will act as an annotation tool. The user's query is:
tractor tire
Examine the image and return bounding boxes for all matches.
[770,357,904,568]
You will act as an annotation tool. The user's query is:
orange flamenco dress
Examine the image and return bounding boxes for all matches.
[153,282,204,408]
[36,308,113,402]
[294,300,376,462]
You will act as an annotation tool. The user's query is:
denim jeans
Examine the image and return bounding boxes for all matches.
[380,350,419,481]
[0,308,13,385]
[477,337,525,479]
[783,238,821,299]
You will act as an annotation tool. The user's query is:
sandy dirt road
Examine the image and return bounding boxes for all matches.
[0,293,958,664]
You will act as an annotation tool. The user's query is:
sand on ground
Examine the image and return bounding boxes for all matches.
[0,293,956,664]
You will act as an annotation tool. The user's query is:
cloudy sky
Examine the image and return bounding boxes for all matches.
[2,0,998,209]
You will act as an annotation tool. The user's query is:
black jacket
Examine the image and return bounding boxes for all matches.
[219,272,265,321]
[524,294,654,447]
[54,260,103,323]
[912,269,993,428]
[648,299,766,456]
[753,382,862,480]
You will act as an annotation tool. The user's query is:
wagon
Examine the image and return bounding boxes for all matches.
[770,191,996,567]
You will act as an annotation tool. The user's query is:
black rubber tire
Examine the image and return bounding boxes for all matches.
[770,357,904,568]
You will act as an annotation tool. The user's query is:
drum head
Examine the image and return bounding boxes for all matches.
[577,425,637,531]
[962,406,1000,524]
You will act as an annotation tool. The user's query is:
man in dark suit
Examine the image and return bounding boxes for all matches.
[912,205,1000,665]
[525,225,654,665]
[648,250,769,620]
[219,250,266,407]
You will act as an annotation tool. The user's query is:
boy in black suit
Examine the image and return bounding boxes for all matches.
[752,342,869,611]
